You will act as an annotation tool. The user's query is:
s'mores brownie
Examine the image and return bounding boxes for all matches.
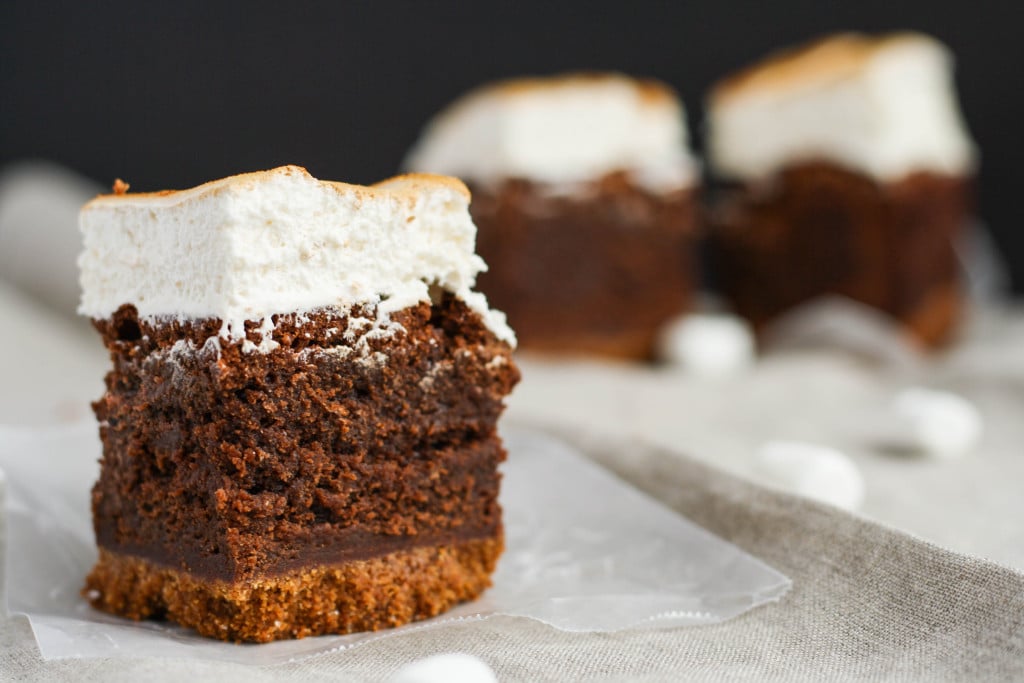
[78,166,519,642]
[405,74,700,359]
[708,33,977,346]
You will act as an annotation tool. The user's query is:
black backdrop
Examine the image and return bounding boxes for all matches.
[3,1,1022,291]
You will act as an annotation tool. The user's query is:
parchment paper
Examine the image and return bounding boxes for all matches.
[0,423,790,665]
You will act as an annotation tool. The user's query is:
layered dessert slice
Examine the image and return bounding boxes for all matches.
[707,33,977,346]
[405,73,700,359]
[78,166,519,642]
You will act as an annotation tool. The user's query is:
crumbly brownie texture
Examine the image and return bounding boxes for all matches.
[470,172,698,359]
[711,163,970,347]
[83,293,519,641]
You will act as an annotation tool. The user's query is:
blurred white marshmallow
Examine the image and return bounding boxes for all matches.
[881,388,982,458]
[390,653,498,683]
[656,313,755,375]
[0,161,101,318]
[753,441,865,511]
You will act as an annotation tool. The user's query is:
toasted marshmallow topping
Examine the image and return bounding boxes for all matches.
[404,73,697,194]
[708,33,977,182]
[78,166,514,347]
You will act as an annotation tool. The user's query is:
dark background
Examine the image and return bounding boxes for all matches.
[3,1,1022,291]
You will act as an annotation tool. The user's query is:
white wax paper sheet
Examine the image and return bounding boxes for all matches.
[0,423,790,664]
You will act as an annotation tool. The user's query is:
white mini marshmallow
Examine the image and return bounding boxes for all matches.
[882,388,982,458]
[656,313,755,376]
[390,653,498,683]
[753,441,865,511]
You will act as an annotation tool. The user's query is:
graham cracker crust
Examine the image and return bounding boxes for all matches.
[901,283,963,348]
[84,536,503,643]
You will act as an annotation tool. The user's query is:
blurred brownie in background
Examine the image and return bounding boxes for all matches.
[707,33,977,347]
[406,74,699,359]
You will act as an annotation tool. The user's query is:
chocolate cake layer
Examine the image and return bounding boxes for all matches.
[469,172,698,359]
[711,163,970,346]
[88,537,502,643]
[87,293,518,589]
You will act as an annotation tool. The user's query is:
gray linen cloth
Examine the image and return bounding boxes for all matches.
[3,424,1023,682]
[507,306,1024,572]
